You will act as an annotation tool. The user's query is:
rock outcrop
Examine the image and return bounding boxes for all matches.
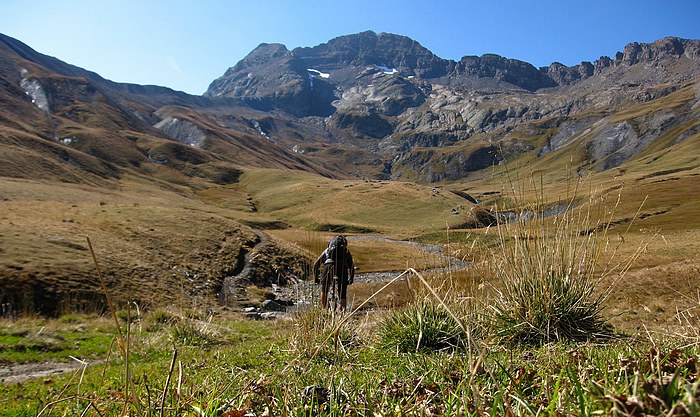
[2,31,699,184]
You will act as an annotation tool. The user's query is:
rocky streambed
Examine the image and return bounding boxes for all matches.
[245,235,468,319]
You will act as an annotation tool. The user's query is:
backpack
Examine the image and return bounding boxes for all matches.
[326,236,348,268]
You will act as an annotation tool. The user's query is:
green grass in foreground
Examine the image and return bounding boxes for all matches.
[2,310,700,416]
[0,315,115,364]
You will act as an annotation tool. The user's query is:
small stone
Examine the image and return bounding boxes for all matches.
[261,299,286,312]
[275,298,295,307]
[244,312,260,320]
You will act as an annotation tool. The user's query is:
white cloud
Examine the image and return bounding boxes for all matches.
[167,56,185,77]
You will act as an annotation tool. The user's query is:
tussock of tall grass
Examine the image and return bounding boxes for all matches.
[170,318,217,346]
[377,301,468,353]
[289,307,360,359]
[488,175,646,345]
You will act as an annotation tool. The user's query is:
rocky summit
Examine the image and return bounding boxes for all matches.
[203,31,700,181]
[1,31,700,184]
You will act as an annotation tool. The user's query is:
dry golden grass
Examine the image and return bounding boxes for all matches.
[452,161,700,333]
[268,229,448,273]
[0,175,259,314]
[347,279,415,310]
[610,84,697,122]
[235,168,468,235]
[2,124,700,333]
[605,257,700,331]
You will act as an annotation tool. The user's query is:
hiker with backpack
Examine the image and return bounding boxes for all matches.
[313,235,354,311]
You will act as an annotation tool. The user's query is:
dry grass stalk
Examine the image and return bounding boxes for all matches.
[86,236,124,350]
[86,236,143,413]
[160,349,178,416]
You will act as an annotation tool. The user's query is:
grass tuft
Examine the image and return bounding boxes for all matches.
[488,174,642,345]
[169,317,220,347]
[289,308,360,359]
[377,301,468,353]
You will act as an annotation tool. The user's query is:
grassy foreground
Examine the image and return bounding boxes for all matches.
[2,309,700,416]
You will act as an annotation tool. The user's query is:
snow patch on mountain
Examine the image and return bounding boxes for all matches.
[154,117,206,147]
[307,68,330,79]
[376,65,397,75]
[19,70,49,112]
[252,120,270,140]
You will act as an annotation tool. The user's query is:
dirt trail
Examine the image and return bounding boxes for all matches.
[270,235,469,310]
[1,360,93,384]
[347,235,468,280]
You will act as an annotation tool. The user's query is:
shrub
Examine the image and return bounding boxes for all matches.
[377,302,467,353]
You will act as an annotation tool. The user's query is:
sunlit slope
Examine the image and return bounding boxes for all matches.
[444,82,699,221]
[415,83,699,192]
[0,176,262,314]
[233,168,469,235]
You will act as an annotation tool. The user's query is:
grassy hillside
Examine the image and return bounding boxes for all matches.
[0,166,472,315]
[3,140,700,319]
[234,168,468,235]
[0,175,266,314]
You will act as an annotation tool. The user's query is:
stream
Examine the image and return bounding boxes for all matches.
[262,235,469,317]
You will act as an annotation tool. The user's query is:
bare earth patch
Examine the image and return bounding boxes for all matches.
[0,360,90,384]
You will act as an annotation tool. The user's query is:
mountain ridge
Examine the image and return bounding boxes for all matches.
[209,31,700,100]
[1,30,699,186]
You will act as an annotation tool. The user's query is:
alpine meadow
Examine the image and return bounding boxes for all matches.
[1,26,700,416]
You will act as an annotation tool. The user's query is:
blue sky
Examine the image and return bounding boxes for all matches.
[2,0,699,95]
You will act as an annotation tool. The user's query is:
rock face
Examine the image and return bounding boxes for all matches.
[545,61,594,85]
[154,117,206,147]
[334,66,427,116]
[1,31,700,185]
[392,145,503,182]
[205,43,336,116]
[204,30,581,119]
[619,37,699,65]
[451,54,557,90]
[293,31,449,79]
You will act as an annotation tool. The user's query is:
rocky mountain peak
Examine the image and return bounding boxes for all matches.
[619,37,700,65]
[204,39,338,116]
[452,53,558,90]
[590,37,700,75]
[235,43,290,68]
[203,32,700,120]
[293,30,449,78]
[204,42,301,100]
[544,61,594,85]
